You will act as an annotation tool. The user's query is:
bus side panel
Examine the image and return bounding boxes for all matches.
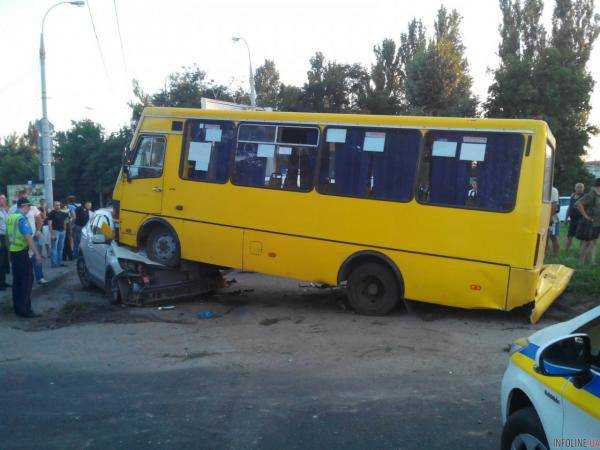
[183,221,243,268]
[506,267,538,310]
[243,230,510,310]
[395,253,509,310]
[119,210,148,247]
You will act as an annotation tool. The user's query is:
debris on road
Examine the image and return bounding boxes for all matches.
[197,310,223,319]
[157,305,175,311]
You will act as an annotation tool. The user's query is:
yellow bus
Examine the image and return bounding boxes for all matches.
[112,106,573,322]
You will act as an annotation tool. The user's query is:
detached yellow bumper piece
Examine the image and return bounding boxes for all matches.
[530,264,574,324]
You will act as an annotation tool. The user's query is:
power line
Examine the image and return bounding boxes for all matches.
[86,0,111,85]
[112,0,128,73]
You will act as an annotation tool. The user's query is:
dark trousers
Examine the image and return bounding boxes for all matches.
[9,249,33,316]
[0,235,8,286]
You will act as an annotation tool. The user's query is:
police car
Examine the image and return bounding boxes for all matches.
[501,306,600,449]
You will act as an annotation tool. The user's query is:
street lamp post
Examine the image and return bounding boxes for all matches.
[39,1,85,205]
[232,36,257,108]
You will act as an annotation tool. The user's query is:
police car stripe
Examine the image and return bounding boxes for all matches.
[519,342,600,399]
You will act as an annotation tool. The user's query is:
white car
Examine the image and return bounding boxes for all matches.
[77,208,219,305]
[501,306,600,449]
[559,196,570,222]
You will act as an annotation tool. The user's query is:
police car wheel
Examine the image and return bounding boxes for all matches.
[77,257,92,289]
[501,407,548,450]
[106,271,122,305]
[347,262,399,316]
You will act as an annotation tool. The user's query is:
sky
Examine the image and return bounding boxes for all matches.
[1,0,599,158]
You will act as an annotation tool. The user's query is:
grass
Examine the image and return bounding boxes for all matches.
[544,225,600,299]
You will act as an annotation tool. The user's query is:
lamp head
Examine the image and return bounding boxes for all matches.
[69,1,85,6]
[232,36,241,42]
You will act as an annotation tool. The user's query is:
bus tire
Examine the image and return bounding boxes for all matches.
[347,262,400,316]
[146,227,180,268]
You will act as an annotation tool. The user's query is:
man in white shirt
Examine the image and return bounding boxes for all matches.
[547,186,560,256]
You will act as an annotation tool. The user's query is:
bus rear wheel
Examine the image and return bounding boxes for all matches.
[347,262,400,316]
[146,227,180,268]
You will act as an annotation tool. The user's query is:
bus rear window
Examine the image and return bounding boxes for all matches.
[543,144,554,202]
[417,131,524,212]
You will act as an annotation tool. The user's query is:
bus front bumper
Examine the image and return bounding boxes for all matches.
[530,264,574,324]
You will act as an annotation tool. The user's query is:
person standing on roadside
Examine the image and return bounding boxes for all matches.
[6,198,42,318]
[547,186,560,256]
[47,200,69,267]
[0,195,10,290]
[72,201,92,259]
[576,178,600,265]
[24,198,46,285]
[566,183,585,251]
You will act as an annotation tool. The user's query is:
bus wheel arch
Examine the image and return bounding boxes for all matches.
[138,218,181,268]
[338,251,405,315]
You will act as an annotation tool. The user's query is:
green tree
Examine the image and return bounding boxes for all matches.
[254,59,281,108]
[0,124,39,192]
[53,120,131,205]
[302,52,369,113]
[129,65,245,122]
[486,0,599,192]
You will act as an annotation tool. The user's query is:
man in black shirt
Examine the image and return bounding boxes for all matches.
[47,201,69,267]
[566,183,585,250]
[73,201,92,259]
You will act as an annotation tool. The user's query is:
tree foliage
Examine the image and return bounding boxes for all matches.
[486,0,600,192]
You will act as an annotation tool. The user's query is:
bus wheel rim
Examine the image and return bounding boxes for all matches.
[154,235,176,261]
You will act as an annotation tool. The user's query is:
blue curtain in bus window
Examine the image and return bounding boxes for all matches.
[186,120,235,183]
[234,143,266,187]
[333,129,370,196]
[371,129,421,201]
[427,131,524,211]
[477,133,524,211]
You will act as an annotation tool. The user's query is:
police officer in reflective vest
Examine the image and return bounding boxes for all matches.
[6,198,42,318]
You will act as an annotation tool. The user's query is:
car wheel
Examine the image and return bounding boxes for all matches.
[347,262,400,316]
[146,227,180,268]
[501,407,549,450]
[77,257,93,289]
[106,270,122,305]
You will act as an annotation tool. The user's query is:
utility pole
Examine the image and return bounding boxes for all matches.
[39,1,85,205]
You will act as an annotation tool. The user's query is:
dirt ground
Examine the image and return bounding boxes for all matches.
[0,269,593,449]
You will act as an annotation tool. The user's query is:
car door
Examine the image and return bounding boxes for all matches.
[562,317,600,443]
[87,214,110,282]
[121,134,166,215]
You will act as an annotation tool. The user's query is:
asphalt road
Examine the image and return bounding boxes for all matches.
[2,363,497,450]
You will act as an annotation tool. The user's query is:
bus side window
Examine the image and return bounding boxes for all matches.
[232,123,319,192]
[129,135,166,179]
[418,131,524,212]
[181,120,235,184]
[318,126,420,202]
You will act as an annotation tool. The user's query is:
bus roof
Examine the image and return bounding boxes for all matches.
[141,106,553,140]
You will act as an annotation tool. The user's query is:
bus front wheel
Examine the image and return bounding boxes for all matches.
[146,227,181,268]
[347,262,400,316]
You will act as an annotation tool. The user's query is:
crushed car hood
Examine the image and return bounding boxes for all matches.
[110,241,166,267]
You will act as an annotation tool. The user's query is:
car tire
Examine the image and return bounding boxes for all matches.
[347,262,400,316]
[106,270,122,305]
[501,407,549,450]
[146,227,180,268]
[77,257,93,289]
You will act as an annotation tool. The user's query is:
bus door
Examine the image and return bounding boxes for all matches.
[121,134,167,215]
